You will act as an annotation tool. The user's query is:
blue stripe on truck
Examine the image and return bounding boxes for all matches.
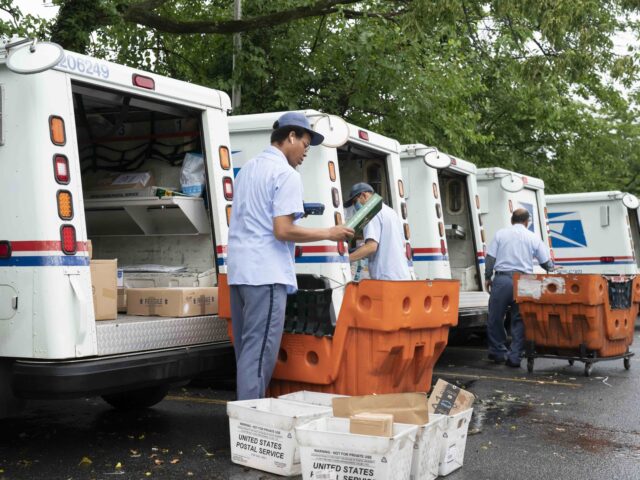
[0,256,90,267]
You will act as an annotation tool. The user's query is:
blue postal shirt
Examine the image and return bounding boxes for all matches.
[227,146,304,294]
[363,203,412,280]
[487,223,550,274]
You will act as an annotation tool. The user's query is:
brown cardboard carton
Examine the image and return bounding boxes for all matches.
[126,287,218,317]
[427,379,475,416]
[349,412,393,437]
[333,393,428,425]
[117,288,127,313]
[90,259,118,320]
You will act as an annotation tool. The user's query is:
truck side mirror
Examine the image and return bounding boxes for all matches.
[622,193,639,209]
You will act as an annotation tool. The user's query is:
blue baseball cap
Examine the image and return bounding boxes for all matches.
[274,112,325,146]
[344,182,374,207]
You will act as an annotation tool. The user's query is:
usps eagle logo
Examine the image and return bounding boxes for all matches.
[548,211,588,248]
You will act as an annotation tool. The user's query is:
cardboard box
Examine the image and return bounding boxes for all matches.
[117,287,127,313]
[90,259,118,320]
[86,171,155,199]
[349,412,393,437]
[427,379,475,416]
[126,287,218,317]
[333,392,428,425]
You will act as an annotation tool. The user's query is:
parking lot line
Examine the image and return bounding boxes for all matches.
[433,371,582,388]
[166,395,229,405]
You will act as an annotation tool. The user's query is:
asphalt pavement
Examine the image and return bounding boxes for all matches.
[0,336,638,480]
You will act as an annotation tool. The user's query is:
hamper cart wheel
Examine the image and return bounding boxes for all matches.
[584,362,593,377]
[624,357,631,370]
[568,360,574,366]
[527,358,534,373]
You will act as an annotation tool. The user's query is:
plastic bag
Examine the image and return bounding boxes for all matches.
[180,152,205,197]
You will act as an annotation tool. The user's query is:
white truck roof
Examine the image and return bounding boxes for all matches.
[49,49,231,111]
[546,191,631,204]
[477,167,545,190]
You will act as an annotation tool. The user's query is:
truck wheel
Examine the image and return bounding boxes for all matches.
[102,385,170,410]
[584,363,593,377]
[526,358,534,373]
[624,357,631,370]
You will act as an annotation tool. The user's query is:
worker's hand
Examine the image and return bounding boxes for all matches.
[327,225,355,242]
[485,279,492,293]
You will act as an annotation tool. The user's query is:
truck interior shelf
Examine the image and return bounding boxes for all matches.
[84,196,211,236]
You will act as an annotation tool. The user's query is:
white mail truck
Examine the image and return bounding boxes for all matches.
[228,111,415,322]
[477,167,553,270]
[400,145,488,328]
[0,39,234,416]
[546,191,640,274]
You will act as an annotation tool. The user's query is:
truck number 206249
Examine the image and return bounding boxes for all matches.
[57,54,110,79]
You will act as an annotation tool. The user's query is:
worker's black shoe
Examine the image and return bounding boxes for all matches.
[505,358,521,368]
[488,353,506,364]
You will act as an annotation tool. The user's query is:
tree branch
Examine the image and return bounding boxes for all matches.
[123,0,365,35]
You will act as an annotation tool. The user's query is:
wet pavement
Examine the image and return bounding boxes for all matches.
[0,336,638,480]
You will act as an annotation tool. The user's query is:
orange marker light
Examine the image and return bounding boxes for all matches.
[219,146,231,170]
[57,190,73,220]
[49,116,66,146]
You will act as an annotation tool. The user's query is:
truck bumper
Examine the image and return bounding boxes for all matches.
[11,342,234,399]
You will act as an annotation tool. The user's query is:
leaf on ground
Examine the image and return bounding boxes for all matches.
[138,434,145,440]
[555,427,566,432]
[154,459,164,466]
[170,458,180,464]
[130,449,141,458]
[115,462,123,469]
[145,472,152,477]
[78,456,92,467]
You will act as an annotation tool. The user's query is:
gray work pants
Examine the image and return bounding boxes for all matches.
[230,284,288,400]
[487,274,525,364]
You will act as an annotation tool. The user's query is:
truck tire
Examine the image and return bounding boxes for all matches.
[102,385,170,410]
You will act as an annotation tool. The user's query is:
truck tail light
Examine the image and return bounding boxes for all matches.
[225,205,232,226]
[49,116,66,145]
[0,241,11,259]
[440,239,447,256]
[223,177,233,200]
[481,229,486,243]
[219,146,231,170]
[60,225,77,255]
[295,246,303,257]
[328,161,336,181]
[335,212,346,255]
[403,223,410,240]
[405,243,413,261]
[436,203,442,218]
[601,256,614,263]
[398,180,405,198]
[508,200,513,213]
[475,195,480,209]
[332,188,340,208]
[432,183,439,199]
[358,130,369,141]
[132,74,155,90]
[57,190,73,220]
[53,155,70,184]
[438,222,445,237]
[401,202,408,219]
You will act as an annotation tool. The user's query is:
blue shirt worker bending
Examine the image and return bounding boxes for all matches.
[227,112,354,400]
[485,208,553,367]
[345,183,411,281]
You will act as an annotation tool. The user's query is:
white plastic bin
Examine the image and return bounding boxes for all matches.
[227,398,332,476]
[296,416,418,480]
[278,390,348,407]
[409,413,446,480]
[438,408,473,476]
